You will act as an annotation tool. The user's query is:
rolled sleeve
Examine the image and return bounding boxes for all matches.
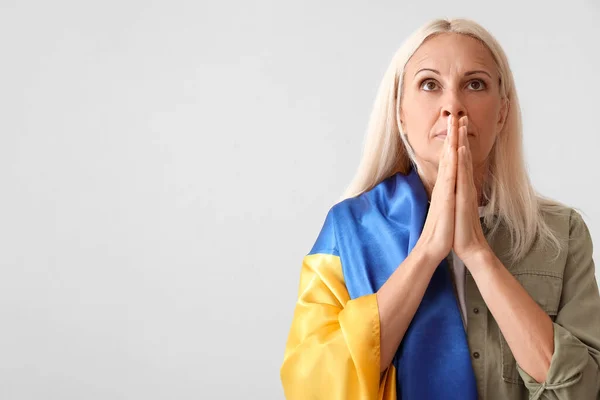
[516,210,600,399]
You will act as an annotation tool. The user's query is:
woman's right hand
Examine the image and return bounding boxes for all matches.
[414,115,465,264]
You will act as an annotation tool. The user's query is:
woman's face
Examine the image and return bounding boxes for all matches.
[400,33,508,171]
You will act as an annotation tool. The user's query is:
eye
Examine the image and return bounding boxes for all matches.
[467,79,487,91]
[420,79,439,91]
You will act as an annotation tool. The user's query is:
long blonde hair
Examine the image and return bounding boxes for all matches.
[341,18,564,264]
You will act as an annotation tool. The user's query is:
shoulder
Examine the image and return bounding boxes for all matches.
[530,200,594,270]
[537,199,590,243]
[331,172,405,218]
[309,173,403,255]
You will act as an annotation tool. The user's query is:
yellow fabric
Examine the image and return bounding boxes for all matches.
[280,253,396,399]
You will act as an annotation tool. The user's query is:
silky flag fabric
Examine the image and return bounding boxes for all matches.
[309,168,478,399]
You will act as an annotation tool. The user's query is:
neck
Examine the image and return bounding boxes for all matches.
[416,160,488,206]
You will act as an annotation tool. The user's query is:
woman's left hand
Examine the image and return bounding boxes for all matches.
[453,116,492,265]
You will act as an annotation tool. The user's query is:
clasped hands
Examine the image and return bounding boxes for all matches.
[417,115,493,269]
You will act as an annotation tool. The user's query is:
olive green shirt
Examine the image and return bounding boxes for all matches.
[454,207,600,399]
[280,206,600,400]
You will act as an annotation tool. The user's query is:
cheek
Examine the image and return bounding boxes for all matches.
[403,98,438,136]
[468,101,502,140]
[401,95,443,161]
[405,109,437,151]
[467,101,502,161]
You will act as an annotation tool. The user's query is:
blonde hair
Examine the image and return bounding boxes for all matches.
[341,18,564,264]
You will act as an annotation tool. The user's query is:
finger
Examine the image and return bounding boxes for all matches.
[458,116,468,147]
[458,125,467,149]
[446,140,458,196]
[466,141,476,194]
[439,115,454,168]
[440,121,450,164]
[463,142,479,207]
[434,121,452,201]
[457,145,468,201]
[436,137,448,185]
[450,114,458,151]
[457,142,477,206]
[445,115,453,152]
[445,115,458,195]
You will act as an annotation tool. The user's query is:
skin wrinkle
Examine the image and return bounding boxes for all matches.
[414,68,494,80]
[396,32,555,384]
[400,33,507,202]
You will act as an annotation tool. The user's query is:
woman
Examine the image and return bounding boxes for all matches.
[280,18,600,400]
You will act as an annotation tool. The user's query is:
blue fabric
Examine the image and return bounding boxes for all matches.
[310,168,478,399]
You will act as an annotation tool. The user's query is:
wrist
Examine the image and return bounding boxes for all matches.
[412,240,446,269]
[461,246,497,274]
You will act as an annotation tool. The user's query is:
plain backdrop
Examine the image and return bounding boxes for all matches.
[1,0,599,399]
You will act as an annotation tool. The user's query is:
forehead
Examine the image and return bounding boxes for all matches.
[406,33,497,75]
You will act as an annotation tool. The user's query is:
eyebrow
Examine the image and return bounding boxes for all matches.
[414,68,493,80]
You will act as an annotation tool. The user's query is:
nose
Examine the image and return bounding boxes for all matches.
[440,92,467,119]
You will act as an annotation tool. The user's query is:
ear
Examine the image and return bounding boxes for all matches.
[497,97,509,133]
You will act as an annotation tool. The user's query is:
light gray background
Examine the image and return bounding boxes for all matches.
[1,1,599,399]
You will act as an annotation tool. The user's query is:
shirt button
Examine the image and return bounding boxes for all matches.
[473,307,479,314]
[473,352,480,359]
